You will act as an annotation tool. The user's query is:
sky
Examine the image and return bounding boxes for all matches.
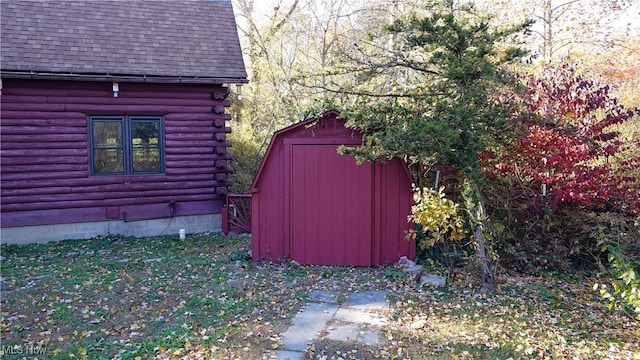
[234,0,639,59]
[239,0,639,32]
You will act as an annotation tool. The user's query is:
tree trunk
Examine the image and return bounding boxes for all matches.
[463,178,498,293]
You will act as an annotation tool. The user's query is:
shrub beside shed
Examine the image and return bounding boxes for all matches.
[250,110,415,266]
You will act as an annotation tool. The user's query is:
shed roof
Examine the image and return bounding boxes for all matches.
[1,0,247,84]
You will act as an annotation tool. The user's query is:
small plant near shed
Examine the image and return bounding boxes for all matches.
[407,187,466,250]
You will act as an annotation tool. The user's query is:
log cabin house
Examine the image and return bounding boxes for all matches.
[0,0,247,243]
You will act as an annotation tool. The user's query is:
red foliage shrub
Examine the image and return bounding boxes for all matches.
[488,64,639,215]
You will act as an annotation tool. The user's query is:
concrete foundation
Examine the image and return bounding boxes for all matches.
[0,214,221,244]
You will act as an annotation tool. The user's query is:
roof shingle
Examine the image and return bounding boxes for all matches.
[1,0,247,83]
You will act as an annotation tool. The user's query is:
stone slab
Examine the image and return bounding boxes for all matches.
[358,329,381,346]
[420,274,446,287]
[276,350,305,360]
[326,324,381,346]
[326,323,360,342]
[280,302,339,352]
[279,290,390,354]
[334,308,387,326]
[309,290,339,304]
[342,290,389,311]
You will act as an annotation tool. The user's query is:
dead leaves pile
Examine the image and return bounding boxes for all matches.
[1,234,638,359]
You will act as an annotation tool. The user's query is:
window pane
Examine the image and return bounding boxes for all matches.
[131,119,161,173]
[132,121,159,142]
[132,148,161,172]
[91,118,124,174]
[93,121,122,146]
[93,149,124,173]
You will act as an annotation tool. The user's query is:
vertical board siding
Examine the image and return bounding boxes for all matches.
[290,144,375,266]
[251,143,287,261]
[376,160,416,265]
[1,79,232,228]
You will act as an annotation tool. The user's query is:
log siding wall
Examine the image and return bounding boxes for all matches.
[1,79,233,228]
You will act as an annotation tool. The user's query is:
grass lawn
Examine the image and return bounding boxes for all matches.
[1,233,638,359]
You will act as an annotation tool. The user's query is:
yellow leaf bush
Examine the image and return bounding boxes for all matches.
[408,187,465,249]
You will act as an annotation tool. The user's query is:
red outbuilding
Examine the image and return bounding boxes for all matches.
[250,110,416,266]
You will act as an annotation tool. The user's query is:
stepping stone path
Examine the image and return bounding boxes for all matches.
[277,290,389,360]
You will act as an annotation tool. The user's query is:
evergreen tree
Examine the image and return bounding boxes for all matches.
[336,0,532,292]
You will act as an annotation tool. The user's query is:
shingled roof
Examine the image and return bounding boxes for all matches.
[1,0,247,84]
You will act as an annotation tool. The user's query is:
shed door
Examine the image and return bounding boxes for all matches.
[290,144,372,266]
